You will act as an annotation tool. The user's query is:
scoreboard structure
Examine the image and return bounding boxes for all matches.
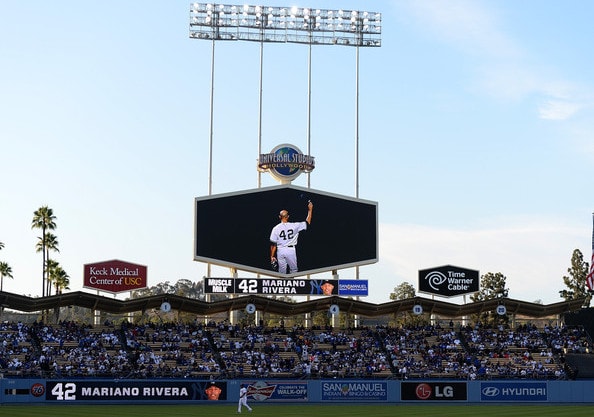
[194,184,378,279]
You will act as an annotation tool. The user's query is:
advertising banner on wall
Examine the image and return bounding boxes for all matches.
[321,381,388,401]
[45,380,226,402]
[480,382,547,401]
[401,382,467,401]
[244,381,308,402]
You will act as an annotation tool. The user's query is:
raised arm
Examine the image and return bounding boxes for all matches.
[306,200,313,224]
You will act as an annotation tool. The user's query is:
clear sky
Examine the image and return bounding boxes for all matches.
[1,0,593,306]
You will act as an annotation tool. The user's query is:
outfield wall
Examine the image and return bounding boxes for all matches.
[1,378,593,405]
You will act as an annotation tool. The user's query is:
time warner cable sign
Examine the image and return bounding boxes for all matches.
[418,264,479,297]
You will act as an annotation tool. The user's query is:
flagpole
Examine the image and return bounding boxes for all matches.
[587,212,594,293]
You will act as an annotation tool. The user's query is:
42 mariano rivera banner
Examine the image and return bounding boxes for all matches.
[204,278,368,296]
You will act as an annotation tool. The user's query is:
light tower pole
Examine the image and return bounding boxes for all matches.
[190,3,381,192]
[190,3,381,326]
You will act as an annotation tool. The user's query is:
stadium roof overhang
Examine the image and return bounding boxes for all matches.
[0,290,586,318]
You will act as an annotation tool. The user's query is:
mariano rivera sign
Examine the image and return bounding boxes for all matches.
[418,265,479,297]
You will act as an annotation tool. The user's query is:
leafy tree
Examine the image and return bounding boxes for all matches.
[470,272,509,302]
[0,261,13,292]
[390,282,416,300]
[470,272,509,326]
[388,281,425,327]
[559,249,591,307]
[133,281,177,298]
[31,206,57,296]
[174,278,203,299]
[130,279,214,323]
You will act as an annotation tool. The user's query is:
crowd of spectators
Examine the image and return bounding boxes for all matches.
[1,319,592,380]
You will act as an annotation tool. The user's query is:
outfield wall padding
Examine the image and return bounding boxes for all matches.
[1,378,593,405]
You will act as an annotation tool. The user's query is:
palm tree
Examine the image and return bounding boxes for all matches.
[45,259,60,296]
[0,241,5,251]
[48,262,70,295]
[0,261,13,292]
[44,233,59,296]
[31,206,57,297]
[47,262,70,323]
[36,233,60,296]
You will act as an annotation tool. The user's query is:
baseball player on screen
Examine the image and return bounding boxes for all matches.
[270,200,313,274]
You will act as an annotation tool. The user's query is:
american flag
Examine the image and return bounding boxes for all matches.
[586,213,594,291]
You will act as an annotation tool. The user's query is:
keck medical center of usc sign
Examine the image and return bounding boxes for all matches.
[194,185,378,278]
[84,259,147,294]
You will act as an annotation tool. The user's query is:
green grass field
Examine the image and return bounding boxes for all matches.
[1,404,593,417]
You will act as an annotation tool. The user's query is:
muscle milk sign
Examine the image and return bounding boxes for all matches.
[84,259,147,294]
[418,264,479,297]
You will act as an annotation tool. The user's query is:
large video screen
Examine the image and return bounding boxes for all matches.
[194,185,377,278]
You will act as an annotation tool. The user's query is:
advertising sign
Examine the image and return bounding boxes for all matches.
[195,185,378,278]
[203,278,339,296]
[321,381,388,401]
[45,380,226,402]
[245,381,308,402]
[338,279,369,296]
[258,143,315,182]
[480,382,547,401]
[401,382,467,401]
[418,265,479,297]
[83,259,147,294]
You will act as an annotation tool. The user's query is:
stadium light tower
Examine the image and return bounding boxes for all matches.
[189,3,381,192]
[189,4,381,326]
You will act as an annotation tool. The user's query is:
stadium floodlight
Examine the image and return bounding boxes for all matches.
[189,3,382,194]
[189,3,381,47]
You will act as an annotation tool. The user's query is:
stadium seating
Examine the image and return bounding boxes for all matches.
[1,320,592,380]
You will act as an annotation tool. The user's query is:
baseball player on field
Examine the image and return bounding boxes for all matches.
[238,384,252,413]
[270,200,313,274]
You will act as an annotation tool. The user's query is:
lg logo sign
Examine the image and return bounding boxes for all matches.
[415,383,432,400]
[415,383,454,400]
[436,386,455,398]
[403,382,467,401]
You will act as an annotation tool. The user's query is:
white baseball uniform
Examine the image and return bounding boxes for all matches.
[270,220,308,273]
[238,386,252,412]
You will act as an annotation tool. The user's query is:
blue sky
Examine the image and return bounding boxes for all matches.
[1,0,593,306]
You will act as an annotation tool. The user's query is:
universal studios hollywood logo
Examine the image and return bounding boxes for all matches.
[418,265,479,297]
[258,144,315,182]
